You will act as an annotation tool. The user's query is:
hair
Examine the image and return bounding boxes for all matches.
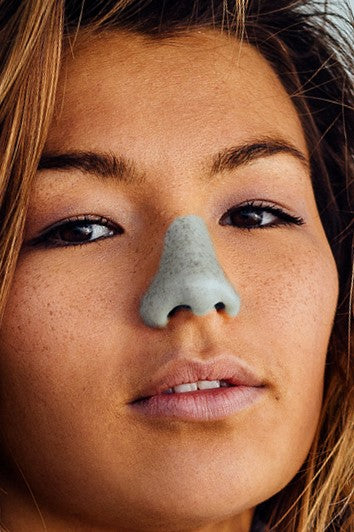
[0,0,353,530]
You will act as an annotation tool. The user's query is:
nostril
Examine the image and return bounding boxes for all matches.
[215,302,225,311]
[168,305,192,318]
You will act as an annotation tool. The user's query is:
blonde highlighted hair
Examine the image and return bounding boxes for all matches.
[0,1,353,529]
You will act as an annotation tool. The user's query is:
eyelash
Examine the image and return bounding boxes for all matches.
[28,200,305,249]
[220,200,305,231]
[29,214,121,249]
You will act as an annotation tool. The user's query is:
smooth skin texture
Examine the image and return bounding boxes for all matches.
[0,31,339,531]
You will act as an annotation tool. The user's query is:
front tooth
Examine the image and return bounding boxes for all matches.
[173,382,198,393]
[197,380,220,390]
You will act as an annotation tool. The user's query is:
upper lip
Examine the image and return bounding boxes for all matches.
[130,354,265,402]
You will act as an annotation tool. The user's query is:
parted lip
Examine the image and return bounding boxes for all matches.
[130,354,265,402]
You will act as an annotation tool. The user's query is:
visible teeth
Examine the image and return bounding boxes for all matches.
[197,380,220,390]
[161,380,232,395]
[173,382,198,393]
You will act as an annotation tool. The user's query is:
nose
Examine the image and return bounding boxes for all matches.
[140,215,241,328]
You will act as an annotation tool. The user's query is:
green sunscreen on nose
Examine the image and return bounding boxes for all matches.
[140,215,241,328]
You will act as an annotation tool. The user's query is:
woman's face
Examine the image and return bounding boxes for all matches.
[0,31,339,531]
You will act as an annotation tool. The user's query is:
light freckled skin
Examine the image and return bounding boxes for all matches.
[0,31,339,531]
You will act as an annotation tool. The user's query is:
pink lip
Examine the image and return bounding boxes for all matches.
[129,354,266,422]
[130,385,265,422]
[132,355,263,399]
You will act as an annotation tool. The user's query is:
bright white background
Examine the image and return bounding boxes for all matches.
[331,0,353,19]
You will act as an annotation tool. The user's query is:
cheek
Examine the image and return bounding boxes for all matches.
[223,232,338,455]
[0,250,131,347]
[0,251,139,504]
[0,251,134,428]
[225,232,338,360]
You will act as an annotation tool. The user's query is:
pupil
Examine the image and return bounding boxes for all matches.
[234,209,262,226]
[61,224,93,242]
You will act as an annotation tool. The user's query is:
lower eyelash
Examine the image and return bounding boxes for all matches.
[28,215,121,249]
[221,200,305,230]
[27,201,305,250]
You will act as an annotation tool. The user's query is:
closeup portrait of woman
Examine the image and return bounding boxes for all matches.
[0,1,352,530]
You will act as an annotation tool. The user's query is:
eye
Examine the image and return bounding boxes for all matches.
[220,200,305,230]
[28,215,123,248]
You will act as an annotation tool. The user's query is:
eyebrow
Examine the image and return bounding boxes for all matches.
[37,138,309,185]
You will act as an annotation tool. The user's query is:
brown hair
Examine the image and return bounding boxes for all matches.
[0,1,353,529]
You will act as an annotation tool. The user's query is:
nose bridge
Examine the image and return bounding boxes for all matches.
[139,215,241,328]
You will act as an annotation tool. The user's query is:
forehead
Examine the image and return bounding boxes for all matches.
[46,30,307,162]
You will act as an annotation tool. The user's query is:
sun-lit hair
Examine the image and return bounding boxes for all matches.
[0,1,352,530]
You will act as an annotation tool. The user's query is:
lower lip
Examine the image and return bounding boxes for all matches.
[129,386,265,422]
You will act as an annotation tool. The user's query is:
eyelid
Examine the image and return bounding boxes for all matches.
[26,214,122,248]
[37,214,116,235]
[236,199,301,217]
[25,199,305,250]
[220,199,305,228]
